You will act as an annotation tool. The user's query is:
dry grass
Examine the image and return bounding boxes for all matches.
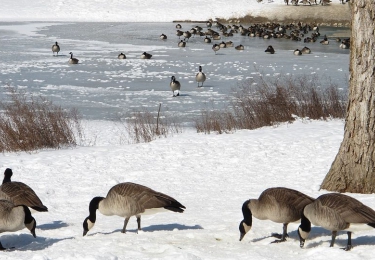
[195,74,347,134]
[122,103,182,144]
[0,87,82,153]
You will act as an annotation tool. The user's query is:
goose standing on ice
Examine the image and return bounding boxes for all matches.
[298,193,375,251]
[0,168,48,212]
[195,66,206,87]
[170,76,181,97]
[0,200,36,250]
[118,53,126,59]
[82,182,185,236]
[68,52,79,64]
[52,42,60,56]
[239,187,314,242]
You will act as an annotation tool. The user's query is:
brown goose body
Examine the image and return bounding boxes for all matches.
[299,193,375,250]
[0,199,36,250]
[0,168,47,212]
[239,187,314,242]
[83,182,185,236]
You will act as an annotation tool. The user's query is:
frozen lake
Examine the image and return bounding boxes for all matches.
[0,22,350,122]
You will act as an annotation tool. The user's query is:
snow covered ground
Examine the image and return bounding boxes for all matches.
[1,1,370,260]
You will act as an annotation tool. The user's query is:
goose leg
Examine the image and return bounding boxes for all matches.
[344,232,352,251]
[271,223,288,243]
[122,217,130,233]
[330,231,337,247]
[137,215,142,233]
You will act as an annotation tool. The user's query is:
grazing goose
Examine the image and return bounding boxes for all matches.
[265,45,275,54]
[235,44,244,51]
[0,169,48,212]
[195,66,206,87]
[301,46,311,54]
[0,200,36,250]
[82,182,185,236]
[212,44,220,54]
[118,53,126,59]
[298,193,375,251]
[239,187,314,242]
[294,49,302,55]
[160,33,167,40]
[52,41,60,56]
[68,52,79,64]
[141,52,152,59]
[178,40,186,47]
[170,76,181,97]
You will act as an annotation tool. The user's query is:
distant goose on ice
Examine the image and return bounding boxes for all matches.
[0,200,36,250]
[118,53,126,59]
[239,187,314,242]
[195,66,206,87]
[294,49,302,55]
[301,46,311,54]
[235,44,244,50]
[68,52,79,64]
[212,44,220,54]
[0,168,48,213]
[52,41,60,56]
[82,182,185,236]
[265,45,275,54]
[141,52,152,59]
[204,36,211,43]
[170,76,181,97]
[160,33,167,40]
[299,193,375,251]
[178,40,186,47]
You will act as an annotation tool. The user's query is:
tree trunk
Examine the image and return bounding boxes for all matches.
[320,1,375,193]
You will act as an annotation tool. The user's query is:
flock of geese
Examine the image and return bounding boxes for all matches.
[51,21,349,98]
[1,168,375,251]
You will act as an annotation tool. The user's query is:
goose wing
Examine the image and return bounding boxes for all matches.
[0,182,47,211]
[317,193,375,223]
[110,182,185,212]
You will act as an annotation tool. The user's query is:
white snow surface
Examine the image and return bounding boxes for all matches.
[1,0,350,22]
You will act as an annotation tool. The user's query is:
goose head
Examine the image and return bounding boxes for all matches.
[83,196,104,236]
[23,205,37,238]
[239,199,252,241]
[3,168,13,184]
[298,211,311,248]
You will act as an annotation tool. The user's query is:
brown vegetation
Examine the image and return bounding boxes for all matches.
[0,87,82,153]
[195,74,347,134]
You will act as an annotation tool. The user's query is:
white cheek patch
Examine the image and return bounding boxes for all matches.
[243,223,252,233]
[87,219,95,230]
[298,227,309,239]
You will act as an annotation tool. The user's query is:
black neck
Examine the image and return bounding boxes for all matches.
[88,197,104,222]
[299,212,311,232]
[242,200,252,226]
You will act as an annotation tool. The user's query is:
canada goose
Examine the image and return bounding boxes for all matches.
[82,182,185,236]
[195,66,206,88]
[204,36,211,43]
[235,44,244,51]
[176,30,183,39]
[206,21,212,28]
[239,187,314,242]
[212,44,220,54]
[219,41,227,48]
[178,40,186,47]
[118,53,126,59]
[68,52,79,64]
[298,193,375,251]
[294,49,302,55]
[141,52,152,59]
[320,35,329,45]
[183,31,192,41]
[52,41,60,56]
[226,41,234,47]
[0,200,36,250]
[176,24,182,29]
[160,33,167,40]
[301,46,311,54]
[0,169,48,212]
[212,34,221,40]
[265,45,275,54]
[170,76,181,97]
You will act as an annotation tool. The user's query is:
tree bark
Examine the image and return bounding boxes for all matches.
[320,1,375,193]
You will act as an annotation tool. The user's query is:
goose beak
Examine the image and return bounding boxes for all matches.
[83,230,88,236]
[239,232,245,241]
